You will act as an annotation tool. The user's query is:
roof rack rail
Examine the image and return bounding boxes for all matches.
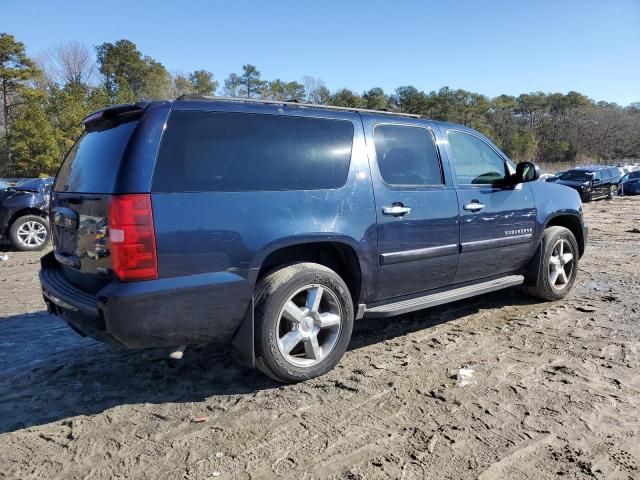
[175,94,421,118]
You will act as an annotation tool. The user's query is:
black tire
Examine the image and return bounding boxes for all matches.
[9,215,50,251]
[254,262,354,383]
[525,226,579,301]
[606,185,617,199]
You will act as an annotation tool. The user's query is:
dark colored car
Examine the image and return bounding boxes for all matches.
[551,166,621,202]
[619,170,640,195]
[39,97,588,382]
[0,178,52,251]
[0,178,31,187]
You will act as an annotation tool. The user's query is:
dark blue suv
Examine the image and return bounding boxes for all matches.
[40,97,588,382]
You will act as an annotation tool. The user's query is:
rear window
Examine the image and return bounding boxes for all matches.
[54,120,138,193]
[152,111,354,192]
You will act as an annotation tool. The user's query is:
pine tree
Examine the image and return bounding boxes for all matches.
[0,33,40,171]
[10,97,60,176]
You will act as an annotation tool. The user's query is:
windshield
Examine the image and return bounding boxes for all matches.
[559,170,592,181]
[15,178,52,191]
[0,180,9,190]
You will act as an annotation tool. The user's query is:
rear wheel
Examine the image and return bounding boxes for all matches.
[525,226,579,301]
[9,215,50,251]
[254,263,354,383]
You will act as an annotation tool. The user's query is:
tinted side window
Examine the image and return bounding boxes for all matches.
[373,125,443,186]
[447,131,507,185]
[153,111,354,192]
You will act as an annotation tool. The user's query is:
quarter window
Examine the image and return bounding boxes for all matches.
[447,131,507,185]
[373,124,443,186]
[153,111,354,192]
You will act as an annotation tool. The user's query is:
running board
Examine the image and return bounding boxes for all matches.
[363,275,524,318]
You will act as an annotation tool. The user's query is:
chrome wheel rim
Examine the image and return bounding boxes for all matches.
[276,285,342,368]
[16,221,47,247]
[548,239,575,291]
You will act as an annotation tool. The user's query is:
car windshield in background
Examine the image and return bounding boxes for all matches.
[15,178,52,190]
[559,171,592,181]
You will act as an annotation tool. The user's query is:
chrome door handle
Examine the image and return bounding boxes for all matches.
[382,205,411,216]
[463,202,485,212]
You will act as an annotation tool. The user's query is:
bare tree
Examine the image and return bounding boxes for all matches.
[302,76,326,102]
[47,41,95,86]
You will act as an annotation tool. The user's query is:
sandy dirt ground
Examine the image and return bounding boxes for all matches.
[0,197,639,479]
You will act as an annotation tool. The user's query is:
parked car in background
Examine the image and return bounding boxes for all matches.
[615,164,637,176]
[538,173,557,182]
[550,166,621,202]
[0,177,31,187]
[40,97,587,383]
[619,170,640,196]
[0,178,53,251]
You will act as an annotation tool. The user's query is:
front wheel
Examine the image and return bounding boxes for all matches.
[254,263,354,383]
[607,185,617,199]
[525,226,579,301]
[580,190,592,202]
[9,215,50,251]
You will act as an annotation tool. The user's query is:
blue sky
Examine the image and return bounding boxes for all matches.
[3,0,639,105]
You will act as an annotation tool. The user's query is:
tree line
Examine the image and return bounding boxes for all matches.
[1,33,638,177]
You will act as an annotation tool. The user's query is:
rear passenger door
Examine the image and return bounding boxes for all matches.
[444,129,537,284]
[364,119,460,301]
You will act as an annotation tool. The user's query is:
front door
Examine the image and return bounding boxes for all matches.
[443,129,537,284]
[364,119,460,301]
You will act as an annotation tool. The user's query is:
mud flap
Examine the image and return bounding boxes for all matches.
[524,240,544,287]
[231,297,255,368]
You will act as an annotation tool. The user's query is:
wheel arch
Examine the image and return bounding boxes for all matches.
[544,213,585,258]
[4,208,49,236]
[254,239,363,306]
[232,239,365,369]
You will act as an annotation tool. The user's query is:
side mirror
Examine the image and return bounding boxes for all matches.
[515,161,541,183]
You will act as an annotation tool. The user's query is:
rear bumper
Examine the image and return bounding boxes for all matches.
[40,252,253,348]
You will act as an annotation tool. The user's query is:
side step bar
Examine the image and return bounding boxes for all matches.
[363,275,524,318]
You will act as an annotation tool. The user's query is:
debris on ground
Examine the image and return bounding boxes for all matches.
[451,366,476,387]
[575,305,598,312]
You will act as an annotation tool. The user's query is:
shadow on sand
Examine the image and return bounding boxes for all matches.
[0,286,541,433]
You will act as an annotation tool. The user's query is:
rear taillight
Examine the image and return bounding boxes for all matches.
[108,194,158,281]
